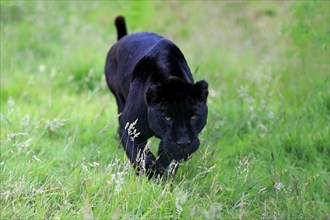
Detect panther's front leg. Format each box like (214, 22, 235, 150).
(157, 141, 180, 179)
(119, 127, 163, 178)
(157, 141, 172, 170)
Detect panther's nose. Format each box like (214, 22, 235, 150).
(176, 139, 192, 148)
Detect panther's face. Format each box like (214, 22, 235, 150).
(146, 79, 208, 161)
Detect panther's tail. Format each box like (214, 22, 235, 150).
(115, 15, 127, 41)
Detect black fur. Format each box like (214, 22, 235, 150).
(105, 16, 208, 179)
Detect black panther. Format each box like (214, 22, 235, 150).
(105, 16, 208, 178)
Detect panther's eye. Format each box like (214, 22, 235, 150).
(191, 115, 197, 120)
(165, 116, 171, 121)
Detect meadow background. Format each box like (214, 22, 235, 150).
(1, 1, 329, 219)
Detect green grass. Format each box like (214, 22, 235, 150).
(1, 1, 329, 219)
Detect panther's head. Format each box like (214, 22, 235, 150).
(146, 78, 208, 161)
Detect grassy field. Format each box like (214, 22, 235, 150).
(1, 1, 329, 219)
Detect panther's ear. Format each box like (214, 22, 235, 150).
(194, 80, 208, 103)
(146, 85, 161, 106)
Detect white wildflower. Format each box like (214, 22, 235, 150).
(88, 162, 100, 167)
(274, 182, 284, 190)
(136, 148, 148, 174)
(32, 155, 42, 162)
(7, 132, 28, 140)
(124, 122, 129, 130)
(126, 119, 140, 141)
(35, 186, 44, 194)
(109, 171, 126, 194)
(236, 157, 250, 183)
(81, 163, 88, 171)
(106, 158, 121, 172)
(14, 138, 32, 151)
(237, 157, 250, 174)
(167, 160, 180, 176)
(175, 190, 188, 215)
(44, 118, 67, 132)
